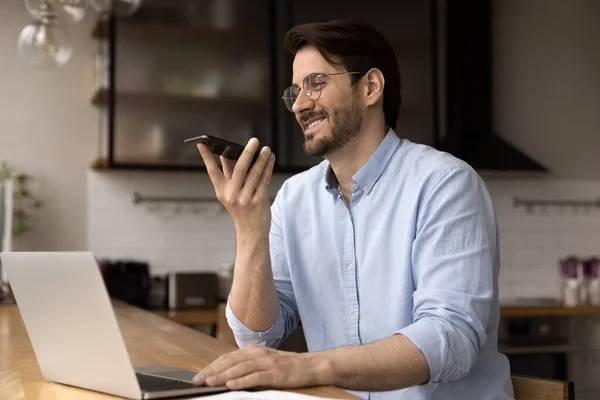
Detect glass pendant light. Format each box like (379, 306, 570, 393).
(25, 0, 87, 25)
(18, 4, 72, 69)
(89, 0, 141, 17)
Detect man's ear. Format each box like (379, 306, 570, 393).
(364, 68, 385, 107)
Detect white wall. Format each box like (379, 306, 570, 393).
(493, 0, 600, 178)
(0, 1, 98, 250)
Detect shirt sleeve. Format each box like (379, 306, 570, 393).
(225, 189, 300, 349)
(396, 165, 497, 384)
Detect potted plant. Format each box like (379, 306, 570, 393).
(0, 162, 42, 240)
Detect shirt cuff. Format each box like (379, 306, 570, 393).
(225, 298, 286, 348)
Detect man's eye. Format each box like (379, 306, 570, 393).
(312, 81, 326, 89)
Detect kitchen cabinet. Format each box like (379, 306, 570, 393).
(92, 0, 538, 173)
(568, 316, 600, 397)
(92, 0, 274, 170)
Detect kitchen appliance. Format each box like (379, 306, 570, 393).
(498, 316, 570, 380)
(167, 272, 218, 310)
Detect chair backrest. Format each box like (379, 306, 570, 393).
(511, 375, 574, 400)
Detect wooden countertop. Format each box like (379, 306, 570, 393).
(500, 305, 600, 317)
(0, 301, 358, 400)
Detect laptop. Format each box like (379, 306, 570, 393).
(1, 251, 229, 399)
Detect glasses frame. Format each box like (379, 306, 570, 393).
(282, 71, 364, 112)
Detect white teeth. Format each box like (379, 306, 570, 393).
(307, 118, 325, 130)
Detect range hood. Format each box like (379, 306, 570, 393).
(435, 0, 548, 172)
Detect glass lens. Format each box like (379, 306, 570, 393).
(282, 86, 297, 112)
(305, 73, 326, 99)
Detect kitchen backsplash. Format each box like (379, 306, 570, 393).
(87, 170, 291, 275)
(88, 170, 600, 303)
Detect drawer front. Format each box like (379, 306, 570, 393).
(569, 316, 600, 350)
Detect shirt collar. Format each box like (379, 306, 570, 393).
(324, 128, 402, 194)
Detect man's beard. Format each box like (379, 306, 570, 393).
(302, 91, 363, 157)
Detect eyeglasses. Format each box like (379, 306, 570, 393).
(282, 71, 363, 112)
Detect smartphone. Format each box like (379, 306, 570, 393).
(184, 135, 259, 164)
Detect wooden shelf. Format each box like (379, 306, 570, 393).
(91, 89, 266, 109)
(501, 305, 600, 318)
(92, 19, 266, 42)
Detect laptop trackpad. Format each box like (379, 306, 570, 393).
(135, 366, 198, 383)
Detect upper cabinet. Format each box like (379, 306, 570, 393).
(92, 0, 546, 173)
(93, 0, 274, 170)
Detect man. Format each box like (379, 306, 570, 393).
(193, 20, 514, 400)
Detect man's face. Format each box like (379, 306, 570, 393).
(291, 46, 364, 157)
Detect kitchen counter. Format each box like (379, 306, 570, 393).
(500, 305, 600, 317)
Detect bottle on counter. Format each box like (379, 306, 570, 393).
(561, 256, 581, 307)
(586, 257, 600, 306)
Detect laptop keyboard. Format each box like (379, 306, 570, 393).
(136, 373, 198, 392)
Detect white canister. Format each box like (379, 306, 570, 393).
(586, 258, 600, 306)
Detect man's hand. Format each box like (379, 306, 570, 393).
(197, 138, 276, 235)
(193, 345, 329, 391)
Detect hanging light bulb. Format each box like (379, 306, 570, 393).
(18, 4, 72, 69)
(25, 0, 87, 25)
(89, 0, 141, 17)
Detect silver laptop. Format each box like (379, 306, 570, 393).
(1, 251, 228, 399)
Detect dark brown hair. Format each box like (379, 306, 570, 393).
(284, 20, 401, 129)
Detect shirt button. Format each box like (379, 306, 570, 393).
(350, 313, 356, 320)
(363, 185, 370, 191)
(352, 183, 358, 190)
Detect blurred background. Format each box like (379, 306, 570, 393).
(1, 1, 600, 398)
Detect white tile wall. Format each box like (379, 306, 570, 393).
(87, 170, 600, 302)
(485, 176, 600, 303)
(87, 170, 291, 275)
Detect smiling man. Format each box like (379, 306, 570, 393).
(194, 20, 514, 400)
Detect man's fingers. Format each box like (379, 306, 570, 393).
(241, 146, 272, 197)
(220, 156, 236, 179)
(194, 347, 256, 385)
(203, 360, 263, 387)
(226, 371, 273, 391)
(260, 153, 276, 187)
(197, 144, 224, 187)
(255, 153, 276, 199)
(231, 138, 260, 189)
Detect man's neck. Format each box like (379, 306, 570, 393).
(328, 120, 388, 200)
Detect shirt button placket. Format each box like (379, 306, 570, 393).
(343, 210, 361, 345)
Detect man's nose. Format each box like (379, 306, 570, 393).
(292, 89, 314, 114)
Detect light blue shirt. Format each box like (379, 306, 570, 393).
(226, 129, 514, 399)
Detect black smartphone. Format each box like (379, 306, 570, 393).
(184, 135, 259, 164)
